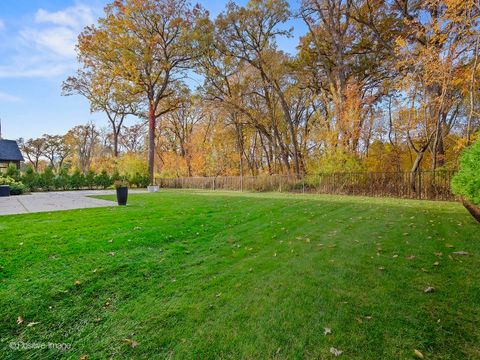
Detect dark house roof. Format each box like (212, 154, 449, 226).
(0, 139, 24, 162)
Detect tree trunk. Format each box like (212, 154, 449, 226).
(148, 102, 156, 185)
(410, 151, 424, 193)
(186, 153, 192, 177)
(462, 199, 480, 223)
(467, 36, 479, 146)
(113, 130, 119, 158)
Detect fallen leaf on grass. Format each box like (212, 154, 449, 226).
(80, 355, 88, 360)
(324, 327, 331, 335)
(26, 322, 39, 327)
(108, 252, 115, 257)
(16, 316, 24, 325)
(75, 280, 81, 286)
(424, 287, 435, 293)
(122, 339, 139, 348)
(433, 261, 440, 266)
(330, 347, 343, 356)
(414, 349, 424, 358)
(445, 244, 454, 248)
(452, 251, 470, 256)
(406, 255, 416, 260)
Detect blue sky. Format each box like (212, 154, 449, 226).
(0, 0, 306, 140)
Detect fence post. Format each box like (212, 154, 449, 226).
(212, 177, 216, 191)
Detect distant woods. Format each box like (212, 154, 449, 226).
(20, 0, 480, 183)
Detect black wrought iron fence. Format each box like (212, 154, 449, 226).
(156, 170, 457, 201)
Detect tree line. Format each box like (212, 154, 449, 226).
(19, 0, 480, 187)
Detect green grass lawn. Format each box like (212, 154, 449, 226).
(1, 191, 479, 359)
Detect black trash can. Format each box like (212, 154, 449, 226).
(0, 185, 10, 197)
(116, 186, 128, 206)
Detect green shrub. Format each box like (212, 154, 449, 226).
(85, 170, 96, 189)
(70, 170, 85, 190)
(129, 172, 149, 188)
(452, 140, 480, 205)
(5, 163, 20, 180)
(9, 182, 26, 195)
(0, 175, 26, 195)
(0, 175, 15, 186)
(111, 170, 121, 183)
(38, 167, 55, 191)
(95, 170, 113, 189)
(21, 166, 39, 192)
(54, 167, 72, 190)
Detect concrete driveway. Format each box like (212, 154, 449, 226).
(0, 190, 143, 216)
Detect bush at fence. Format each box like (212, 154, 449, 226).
(452, 140, 480, 205)
(128, 172, 149, 188)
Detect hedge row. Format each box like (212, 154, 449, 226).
(4, 165, 149, 193)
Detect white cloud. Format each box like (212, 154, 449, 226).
(0, 63, 73, 78)
(35, 5, 94, 28)
(0, 91, 21, 102)
(20, 26, 77, 58)
(0, 3, 97, 79)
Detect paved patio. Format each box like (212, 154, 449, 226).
(0, 190, 145, 216)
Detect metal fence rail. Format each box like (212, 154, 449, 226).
(156, 171, 457, 201)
